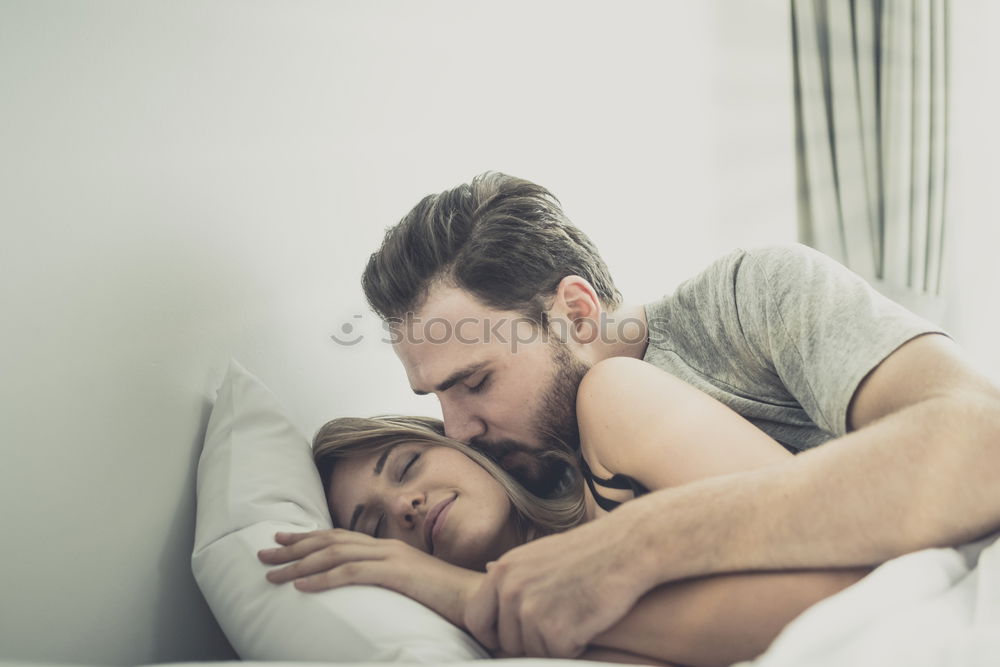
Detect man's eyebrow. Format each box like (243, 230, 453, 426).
(348, 445, 399, 532)
(413, 361, 488, 396)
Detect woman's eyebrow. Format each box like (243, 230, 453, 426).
(373, 445, 397, 476)
(348, 444, 401, 532)
(348, 505, 364, 532)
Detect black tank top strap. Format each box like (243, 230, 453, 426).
(578, 457, 649, 512)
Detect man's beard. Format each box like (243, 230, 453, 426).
(470, 339, 590, 497)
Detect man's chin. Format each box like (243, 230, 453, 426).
(520, 461, 572, 497)
(511, 457, 574, 498)
(498, 449, 539, 472)
(471, 438, 567, 497)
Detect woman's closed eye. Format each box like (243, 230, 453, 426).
(399, 452, 420, 481)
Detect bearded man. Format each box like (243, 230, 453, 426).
(356, 172, 1000, 658)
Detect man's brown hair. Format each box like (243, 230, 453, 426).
(362, 172, 622, 321)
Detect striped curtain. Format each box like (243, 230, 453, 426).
(792, 0, 949, 319)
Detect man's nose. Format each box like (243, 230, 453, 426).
(440, 399, 486, 444)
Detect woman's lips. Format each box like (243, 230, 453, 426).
(425, 494, 456, 554)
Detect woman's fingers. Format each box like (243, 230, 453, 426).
(258, 531, 421, 594)
(497, 599, 524, 657)
(258, 529, 368, 564)
(522, 620, 551, 658)
(263, 540, 390, 584)
(274, 531, 311, 545)
(293, 559, 389, 592)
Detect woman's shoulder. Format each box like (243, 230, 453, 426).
(578, 356, 693, 398)
(575, 357, 681, 488)
(577, 355, 792, 492)
(579, 453, 650, 517)
(576, 356, 698, 434)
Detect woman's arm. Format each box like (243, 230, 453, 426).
(577, 645, 676, 666)
(259, 529, 483, 628)
(573, 357, 870, 665)
(589, 567, 867, 666)
(261, 530, 681, 666)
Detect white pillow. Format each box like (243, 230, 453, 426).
(192, 360, 488, 662)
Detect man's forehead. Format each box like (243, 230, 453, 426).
(392, 287, 498, 378)
(389, 283, 545, 392)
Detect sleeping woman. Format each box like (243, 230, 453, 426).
(257, 358, 871, 667)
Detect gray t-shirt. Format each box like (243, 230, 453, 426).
(642, 243, 946, 453)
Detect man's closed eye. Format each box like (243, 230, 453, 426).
(467, 374, 491, 394)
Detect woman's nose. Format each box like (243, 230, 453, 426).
(389, 490, 424, 526)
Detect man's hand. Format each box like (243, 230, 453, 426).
(464, 512, 652, 658)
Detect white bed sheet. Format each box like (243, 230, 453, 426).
(738, 529, 1000, 667)
(5, 532, 997, 667)
(0, 662, 626, 667)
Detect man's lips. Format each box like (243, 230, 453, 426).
(424, 494, 456, 555)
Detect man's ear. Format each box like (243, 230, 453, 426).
(551, 276, 602, 345)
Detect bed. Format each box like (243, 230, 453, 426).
(183, 362, 1000, 667)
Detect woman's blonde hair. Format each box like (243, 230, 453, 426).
(312, 415, 587, 545)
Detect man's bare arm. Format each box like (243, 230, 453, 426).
(466, 334, 1000, 658)
(623, 334, 1000, 586)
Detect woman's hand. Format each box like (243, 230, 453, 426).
(257, 529, 483, 627)
(258, 529, 426, 592)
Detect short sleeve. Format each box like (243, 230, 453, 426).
(734, 243, 946, 436)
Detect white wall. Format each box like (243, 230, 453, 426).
(0, 1, 794, 664)
(942, 0, 1000, 385)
